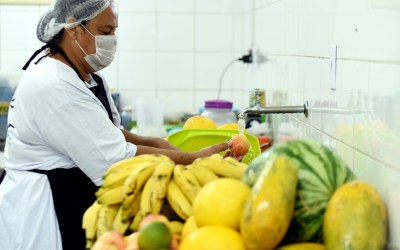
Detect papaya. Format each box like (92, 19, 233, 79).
(323, 180, 387, 250)
(240, 156, 298, 250)
(276, 243, 325, 250)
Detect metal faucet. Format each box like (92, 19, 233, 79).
(238, 89, 309, 120)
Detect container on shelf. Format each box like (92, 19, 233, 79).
(201, 99, 237, 126)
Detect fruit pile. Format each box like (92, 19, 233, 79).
(83, 153, 248, 249)
(85, 139, 388, 250)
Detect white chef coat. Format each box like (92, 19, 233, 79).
(0, 56, 137, 250)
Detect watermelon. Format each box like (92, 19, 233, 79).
(242, 139, 356, 243)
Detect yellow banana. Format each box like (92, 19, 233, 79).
(173, 164, 201, 204)
(224, 156, 248, 169)
(96, 186, 124, 205)
(193, 155, 247, 179)
(96, 204, 120, 238)
(112, 190, 141, 235)
(166, 179, 192, 220)
(187, 164, 219, 186)
(82, 201, 102, 249)
(103, 154, 170, 178)
(129, 210, 144, 232)
(120, 161, 157, 222)
(169, 220, 184, 234)
(140, 160, 175, 216)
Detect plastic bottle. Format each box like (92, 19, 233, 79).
(0, 79, 14, 149)
(201, 100, 237, 126)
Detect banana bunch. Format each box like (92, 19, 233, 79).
(82, 153, 247, 249)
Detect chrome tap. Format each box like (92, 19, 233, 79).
(238, 89, 309, 120)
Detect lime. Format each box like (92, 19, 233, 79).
(138, 221, 172, 250)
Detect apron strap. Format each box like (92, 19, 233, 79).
(0, 169, 5, 184)
(89, 74, 114, 122)
(30, 168, 98, 250)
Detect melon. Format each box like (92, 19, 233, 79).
(242, 139, 355, 243)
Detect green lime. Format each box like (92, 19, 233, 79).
(138, 221, 172, 250)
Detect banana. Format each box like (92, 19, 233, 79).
(169, 220, 184, 234)
(112, 191, 142, 235)
(173, 164, 201, 204)
(166, 179, 192, 220)
(96, 204, 120, 239)
(82, 201, 102, 249)
(129, 210, 144, 232)
(96, 186, 124, 205)
(193, 155, 247, 179)
(140, 160, 175, 216)
(103, 154, 171, 178)
(187, 164, 219, 186)
(120, 161, 158, 223)
(224, 156, 248, 169)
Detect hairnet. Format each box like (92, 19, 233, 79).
(37, 0, 111, 43)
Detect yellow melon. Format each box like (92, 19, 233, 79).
(183, 116, 217, 129)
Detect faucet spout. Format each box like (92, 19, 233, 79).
(238, 101, 309, 120)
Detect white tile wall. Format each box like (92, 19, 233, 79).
(0, 0, 399, 248)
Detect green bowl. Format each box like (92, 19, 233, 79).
(167, 129, 261, 164)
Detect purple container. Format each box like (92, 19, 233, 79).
(204, 100, 233, 109)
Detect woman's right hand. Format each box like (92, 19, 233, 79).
(192, 141, 232, 160)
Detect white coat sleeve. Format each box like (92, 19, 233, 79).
(41, 97, 137, 186)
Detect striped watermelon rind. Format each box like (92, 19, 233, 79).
(242, 139, 356, 243)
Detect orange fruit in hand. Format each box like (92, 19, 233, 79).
(230, 134, 250, 157)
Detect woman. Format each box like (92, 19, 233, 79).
(0, 0, 231, 249)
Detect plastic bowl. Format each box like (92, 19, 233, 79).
(167, 129, 261, 164)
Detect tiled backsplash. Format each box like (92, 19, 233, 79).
(0, 0, 399, 248)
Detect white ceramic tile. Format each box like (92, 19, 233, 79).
(195, 0, 234, 13)
(359, 12, 400, 61)
(119, 0, 156, 12)
(119, 90, 157, 114)
(194, 52, 235, 90)
(385, 166, 400, 249)
(157, 14, 194, 51)
(156, 52, 194, 89)
(157, 90, 195, 113)
(118, 13, 156, 51)
(335, 139, 354, 171)
(0, 6, 41, 50)
(242, 12, 253, 49)
(255, 12, 286, 54)
(335, 0, 369, 13)
(195, 14, 233, 52)
(118, 52, 156, 90)
(232, 13, 245, 52)
(0, 50, 35, 73)
(157, 0, 194, 13)
(99, 57, 118, 89)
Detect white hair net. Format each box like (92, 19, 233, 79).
(37, 0, 111, 43)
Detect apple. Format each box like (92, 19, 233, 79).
(230, 134, 250, 157)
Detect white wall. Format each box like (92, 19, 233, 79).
(0, 0, 399, 248)
(244, 0, 400, 248)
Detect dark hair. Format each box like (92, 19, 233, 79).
(48, 20, 89, 53)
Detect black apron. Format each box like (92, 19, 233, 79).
(2, 44, 115, 250)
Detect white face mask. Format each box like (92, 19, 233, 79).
(75, 24, 117, 72)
